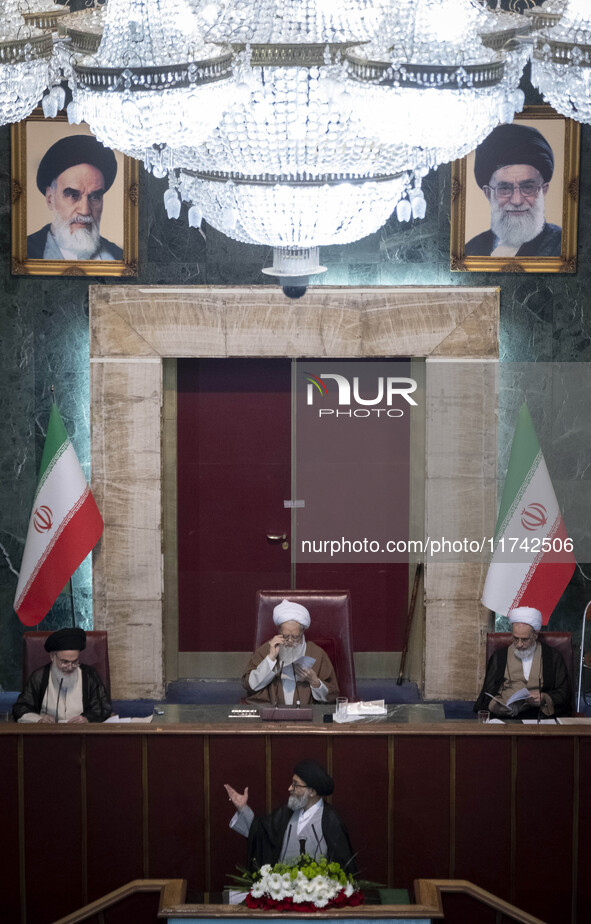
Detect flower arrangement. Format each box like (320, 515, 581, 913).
(230, 855, 364, 912)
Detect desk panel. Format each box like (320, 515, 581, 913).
(23, 735, 84, 924)
(454, 736, 512, 899)
(86, 735, 144, 901)
(392, 737, 451, 884)
(0, 735, 20, 924)
(1, 719, 589, 924)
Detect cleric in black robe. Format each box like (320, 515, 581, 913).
(465, 123, 561, 258)
(225, 759, 357, 874)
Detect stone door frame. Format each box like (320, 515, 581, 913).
(90, 285, 499, 699)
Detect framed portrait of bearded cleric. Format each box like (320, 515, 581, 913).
(450, 106, 580, 274)
(11, 109, 138, 277)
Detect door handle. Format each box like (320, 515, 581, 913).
(266, 532, 289, 550)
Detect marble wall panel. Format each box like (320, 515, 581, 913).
(91, 359, 163, 697)
(423, 598, 487, 700)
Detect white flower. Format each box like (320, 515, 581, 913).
(250, 884, 265, 899)
(344, 882, 354, 897)
(260, 864, 272, 876)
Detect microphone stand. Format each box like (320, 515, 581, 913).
(55, 677, 63, 724)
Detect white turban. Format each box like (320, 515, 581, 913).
(508, 606, 542, 632)
(272, 599, 311, 628)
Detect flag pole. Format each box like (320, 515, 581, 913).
(577, 600, 591, 712)
(68, 578, 77, 629)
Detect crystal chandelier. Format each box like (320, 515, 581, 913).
(345, 0, 528, 167)
(155, 0, 528, 290)
(22, 1, 71, 34)
(67, 0, 235, 155)
(523, 0, 565, 32)
(156, 0, 423, 291)
(531, 0, 591, 124)
(0, 0, 56, 126)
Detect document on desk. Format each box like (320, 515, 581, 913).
(522, 718, 556, 724)
(557, 716, 591, 724)
(333, 700, 387, 723)
(103, 715, 154, 723)
(485, 687, 530, 710)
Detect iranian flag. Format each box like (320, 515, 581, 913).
(482, 403, 575, 625)
(14, 405, 104, 627)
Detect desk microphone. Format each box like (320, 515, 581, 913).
(537, 665, 543, 725)
(311, 824, 322, 859)
(55, 677, 63, 724)
(299, 838, 306, 856)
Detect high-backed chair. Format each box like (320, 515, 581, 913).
(486, 631, 574, 712)
(255, 590, 357, 700)
(22, 631, 111, 700)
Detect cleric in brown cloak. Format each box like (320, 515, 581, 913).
(465, 123, 561, 258)
(225, 759, 357, 874)
(242, 599, 339, 705)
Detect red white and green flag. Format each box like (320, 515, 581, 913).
(482, 403, 575, 625)
(14, 405, 104, 627)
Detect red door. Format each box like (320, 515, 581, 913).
(177, 359, 409, 656)
(177, 359, 292, 652)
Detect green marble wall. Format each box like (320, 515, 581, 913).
(1, 86, 590, 690)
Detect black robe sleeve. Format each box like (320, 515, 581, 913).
(12, 665, 50, 721)
(474, 648, 507, 713)
(80, 664, 112, 722)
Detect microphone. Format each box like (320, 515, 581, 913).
(55, 677, 63, 723)
(299, 837, 306, 856)
(537, 663, 543, 725)
(311, 823, 323, 859)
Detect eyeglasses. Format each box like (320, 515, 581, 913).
(56, 657, 80, 668)
(280, 633, 303, 641)
(484, 180, 545, 200)
(289, 780, 309, 790)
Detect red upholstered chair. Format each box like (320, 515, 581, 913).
(486, 631, 574, 711)
(255, 590, 357, 701)
(22, 631, 111, 699)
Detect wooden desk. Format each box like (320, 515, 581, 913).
(1, 713, 590, 924)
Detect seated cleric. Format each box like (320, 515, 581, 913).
(242, 599, 339, 705)
(474, 606, 571, 719)
(13, 627, 111, 724)
(224, 759, 357, 873)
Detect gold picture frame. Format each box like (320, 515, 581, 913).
(11, 108, 138, 277)
(450, 106, 580, 274)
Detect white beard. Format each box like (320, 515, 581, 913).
(288, 791, 309, 812)
(490, 192, 545, 249)
(50, 210, 101, 259)
(279, 635, 306, 666)
(50, 661, 80, 691)
(513, 642, 536, 661)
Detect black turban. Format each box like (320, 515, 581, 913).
(294, 760, 334, 796)
(45, 627, 87, 652)
(474, 123, 554, 189)
(36, 135, 118, 194)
